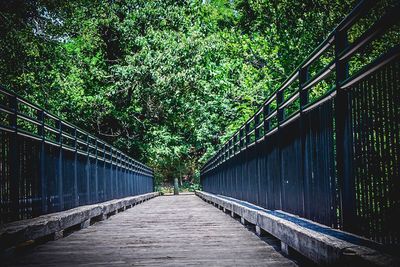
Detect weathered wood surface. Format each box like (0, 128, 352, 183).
(6, 194, 297, 266)
(0, 192, 159, 251)
(196, 191, 399, 267)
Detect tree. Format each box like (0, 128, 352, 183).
(0, 0, 355, 187)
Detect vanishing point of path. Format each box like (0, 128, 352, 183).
(7, 194, 298, 266)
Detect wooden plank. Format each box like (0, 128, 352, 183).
(6, 194, 297, 266)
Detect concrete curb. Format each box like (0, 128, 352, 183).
(0, 192, 159, 251)
(195, 191, 398, 266)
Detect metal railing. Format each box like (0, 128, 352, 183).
(201, 0, 399, 248)
(0, 87, 154, 224)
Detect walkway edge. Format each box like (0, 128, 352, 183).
(195, 191, 398, 266)
(0, 192, 159, 251)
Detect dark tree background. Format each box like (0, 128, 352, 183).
(0, 0, 355, 187)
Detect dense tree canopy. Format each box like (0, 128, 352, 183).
(0, 0, 355, 186)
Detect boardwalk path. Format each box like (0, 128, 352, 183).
(8, 194, 297, 266)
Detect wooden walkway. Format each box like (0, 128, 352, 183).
(7, 194, 298, 266)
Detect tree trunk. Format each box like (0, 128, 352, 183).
(174, 178, 179, 195)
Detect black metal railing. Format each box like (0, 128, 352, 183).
(201, 0, 399, 248)
(0, 87, 154, 224)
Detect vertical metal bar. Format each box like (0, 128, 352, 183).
(95, 140, 98, 202)
(245, 122, 250, 147)
(116, 151, 119, 198)
(73, 127, 78, 206)
(263, 104, 270, 133)
(121, 155, 125, 196)
(384, 62, 399, 243)
(122, 154, 125, 196)
(86, 134, 90, 204)
(110, 147, 114, 199)
(299, 66, 309, 218)
(368, 69, 379, 241)
(37, 110, 47, 215)
(222, 145, 225, 164)
(255, 114, 260, 140)
(103, 143, 106, 201)
(134, 162, 140, 195)
(276, 91, 284, 210)
(124, 156, 126, 196)
(128, 158, 133, 196)
(239, 129, 242, 149)
(128, 159, 132, 195)
(56, 120, 64, 211)
(277, 91, 284, 122)
(152, 169, 155, 193)
(255, 129, 261, 206)
(133, 162, 136, 195)
(230, 139, 234, 158)
(227, 140, 231, 159)
(300, 68, 309, 108)
(233, 135, 236, 154)
(9, 94, 19, 221)
(335, 29, 355, 231)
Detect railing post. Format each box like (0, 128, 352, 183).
(254, 113, 261, 205)
(86, 134, 90, 204)
(334, 29, 355, 231)
(95, 140, 98, 202)
(130, 160, 133, 195)
(227, 140, 231, 159)
(263, 104, 270, 133)
(150, 169, 153, 193)
(299, 67, 309, 217)
(277, 91, 284, 122)
(131, 160, 136, 195)
(299, 68, 309, 108)
(255, 114, 260, 141)
(245, 123, 250, 147)
(9, 94, 19, 221)
(233, 135, 236, 154)
(116, 151, 119, 198)
(128, 159, 132, 195)
(73, 127, 78, 206)
(230, 139, 233, 158)
(37, 110, 47, 215)
(124, 156, 126, 195)
(133, 161, 137, 195)
(56, 120, 64, 211)
(110, 147, 114, 199)
(276, 90, 284, 209)
(102, 143, 106, 201)
(239, 128, 243, 149)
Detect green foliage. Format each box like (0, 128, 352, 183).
(181, 181, 202, 192)
(155, 182, 201, 195)
(0, 0, 356, 185)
